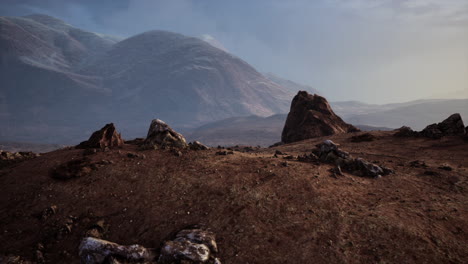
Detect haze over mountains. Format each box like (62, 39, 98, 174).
(0, 14, 466, 147)
(0, 14, 291, 143)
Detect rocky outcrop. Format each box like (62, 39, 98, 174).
(313, 140, 393, 178)
(0, 150, 38, 168)
(420, 113, 465, 139)
(395, 114, 466, 139)
(77, 123, 124, 149)
(144, 119, 188, 149)
(281, 91, 359, 143)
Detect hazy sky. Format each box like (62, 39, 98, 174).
(1, 0, 467, 103)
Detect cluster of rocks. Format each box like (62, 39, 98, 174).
(78, 119, 209, 151)
(395, 113, 467, 139)
(312, 140, 393, 178)
(79, 229, 220, 264)
(0, 150, 38, 168)
(281, 91, 359, 143)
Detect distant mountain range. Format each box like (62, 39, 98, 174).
(0, 14, 296, 144)
(1, 14, 466, 148)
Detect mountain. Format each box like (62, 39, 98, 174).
(263, 72, 320, 95)
(187, 114, 286, 147)
(0, 14, 119, 143)
(79, 30, 291, 128)
(0, 14, 292, 144)
(345, 99, 468, 130)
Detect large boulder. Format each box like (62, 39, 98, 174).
(144, 119, 188, 149)
(420, 113, 465, 139)
(281, 91, 359, 143)
(77, 123, 124, 149)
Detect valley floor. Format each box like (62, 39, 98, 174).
(0, 131, 467, 263)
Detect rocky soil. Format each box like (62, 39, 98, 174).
(0, 131, 467, 263)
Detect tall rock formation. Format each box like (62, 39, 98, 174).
(281, 91, 359, 143)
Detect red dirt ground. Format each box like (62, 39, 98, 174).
(0, 131, 467, 263)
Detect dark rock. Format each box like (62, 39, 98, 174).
(50, 158, 93, 180)
(281, 91, 359, 143)
(424, 170, 440, 176)
(297, 153, 319, 163)
(438, 164, 453, 171)
(83, 148, 97, 156)
(421, 113, 465, 139)
(189, 141, 209, 150)
(77, 123, 124, 149)
(41, 205, 58, 220)
(393, 126, 418, 137)
(409, 160, 428, 168)
(124, 138, 145, 146)
(275, 150, 284, 155)
(144, 119, 188, 149)
(350, 133, 377, 142)
(269, 142, 284, 148)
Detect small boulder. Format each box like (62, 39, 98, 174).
(77, 123, 124, 149)
(394, 126, 417, 137)
(144, 119, 188, 149)
(189, 141, 209, 150)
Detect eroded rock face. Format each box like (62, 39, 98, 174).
(421, 114, 465, 139)
(313, 140, 393, 178)
(281, 91, 359, 143)
(144, 119, 187, 149)
(77, 123, 124, 149)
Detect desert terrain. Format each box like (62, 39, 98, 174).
(1, 130, 467, 263)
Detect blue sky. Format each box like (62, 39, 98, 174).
(1, 0, 467, 103)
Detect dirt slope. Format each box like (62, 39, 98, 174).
(0, 131, 467, 263)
